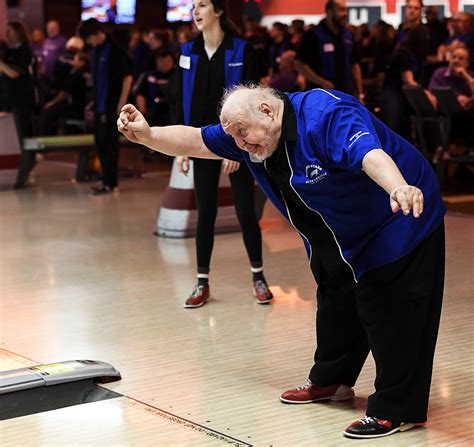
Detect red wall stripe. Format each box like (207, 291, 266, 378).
(449, 0, 459, 14)
(260, 0, 325, 15)
(386, 0, 397, 14)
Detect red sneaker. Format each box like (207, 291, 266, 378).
(184, 285, 210, 308)
(280, 381, 354, 404)
(253, 280, 273, 304)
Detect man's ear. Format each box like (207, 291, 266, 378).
(260, 102, 274, 118)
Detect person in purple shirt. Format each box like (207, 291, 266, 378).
(42, 19, 67, 79)
(429, 43, 474, 108)
(430, 43, 474, 151)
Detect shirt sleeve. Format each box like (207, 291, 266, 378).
(313, 100, 382, 173)
(428, 68, 445, 90)
(201, 124, 244, 161)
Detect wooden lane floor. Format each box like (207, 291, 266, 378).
(1, 162, 473, 446)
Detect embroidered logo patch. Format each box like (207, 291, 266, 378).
(305, 164, 328, 184)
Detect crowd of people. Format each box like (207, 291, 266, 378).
(0, 0, 473, 189)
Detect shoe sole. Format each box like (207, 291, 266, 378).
(255, 298, 273, 304)
(343, 423, 417, 439)
(253, 290, 273, 304)
(280, 389, 355, 404)
(183, 299, 209, 309)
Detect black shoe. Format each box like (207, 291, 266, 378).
(89, 184, 113, 195)
(343, 416, 417, 439)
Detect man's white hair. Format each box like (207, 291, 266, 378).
(219, 84, 280, 126)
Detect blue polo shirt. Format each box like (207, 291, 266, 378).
(201, 89, 446, 282)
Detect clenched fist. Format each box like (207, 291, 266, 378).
(117, 104, 152, 145)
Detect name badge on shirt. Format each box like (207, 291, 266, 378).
(179, 55, 191, 70)
(323, 43, 335, 53)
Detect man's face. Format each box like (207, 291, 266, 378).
(330, 0, 349, 28)
(86, 34, 101, 47)
(47, 21, 59, 38)
(450, 48, 469, 71)
(405, 0, 422, 23)
(224, 116, 281, 161)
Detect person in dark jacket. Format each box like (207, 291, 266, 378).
(77, 18, 132, 194)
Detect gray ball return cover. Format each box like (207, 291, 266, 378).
(0, 360, 121, 394)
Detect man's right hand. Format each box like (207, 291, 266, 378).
(117, 104, 152, 145)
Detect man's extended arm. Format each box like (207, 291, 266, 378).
(117, 104, 220, 159)
(362, 149, 424, 218)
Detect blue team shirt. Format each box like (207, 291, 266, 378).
(201, 89, 446, 281)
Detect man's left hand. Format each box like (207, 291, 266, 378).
(390, 185, 424, 218)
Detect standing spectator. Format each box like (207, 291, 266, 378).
(42, 19, 67, 80)
(77, 19, 132, 195)
(50, 36, 85, 98)
(267, 22, 293, 78)
(130, 28, 153, 80)
(424, 6, 448, 85)
(30, 27, 45, 72)
(382, 25, 435, 141)
(0, 22, 36, 188)
(134, 49, 176, 126)
(268, 50, 301, 92)
(174, 0, 273, 308)
(370, 20, 397, 78)
(295, 0, 364, 100)
(425, 6, 448, 58)
(40, 53, 88, 135)
(147, 29, 168, 52)
(398, 0, 424, 43)
(289, 19, 305, 49)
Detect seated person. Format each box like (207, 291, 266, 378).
(429, 43, 474, 110)
(134, 49, 176, 126)
(40, 52, 88, 135)
(430, 43, 474, 167)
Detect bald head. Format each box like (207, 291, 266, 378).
(219, 85, 284, 161)
(220, 85, 280, 128)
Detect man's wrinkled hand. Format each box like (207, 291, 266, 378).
(390, 185, 424, 218)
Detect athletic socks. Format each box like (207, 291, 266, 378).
(197, 273, 209, 287)
(251, 265, 266, 284)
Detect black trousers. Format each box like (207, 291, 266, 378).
(309, 222, 445, 423)
(193, 158, 262, 273)
(94, 111, 119, 188)
(13, 105, 36, 187)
